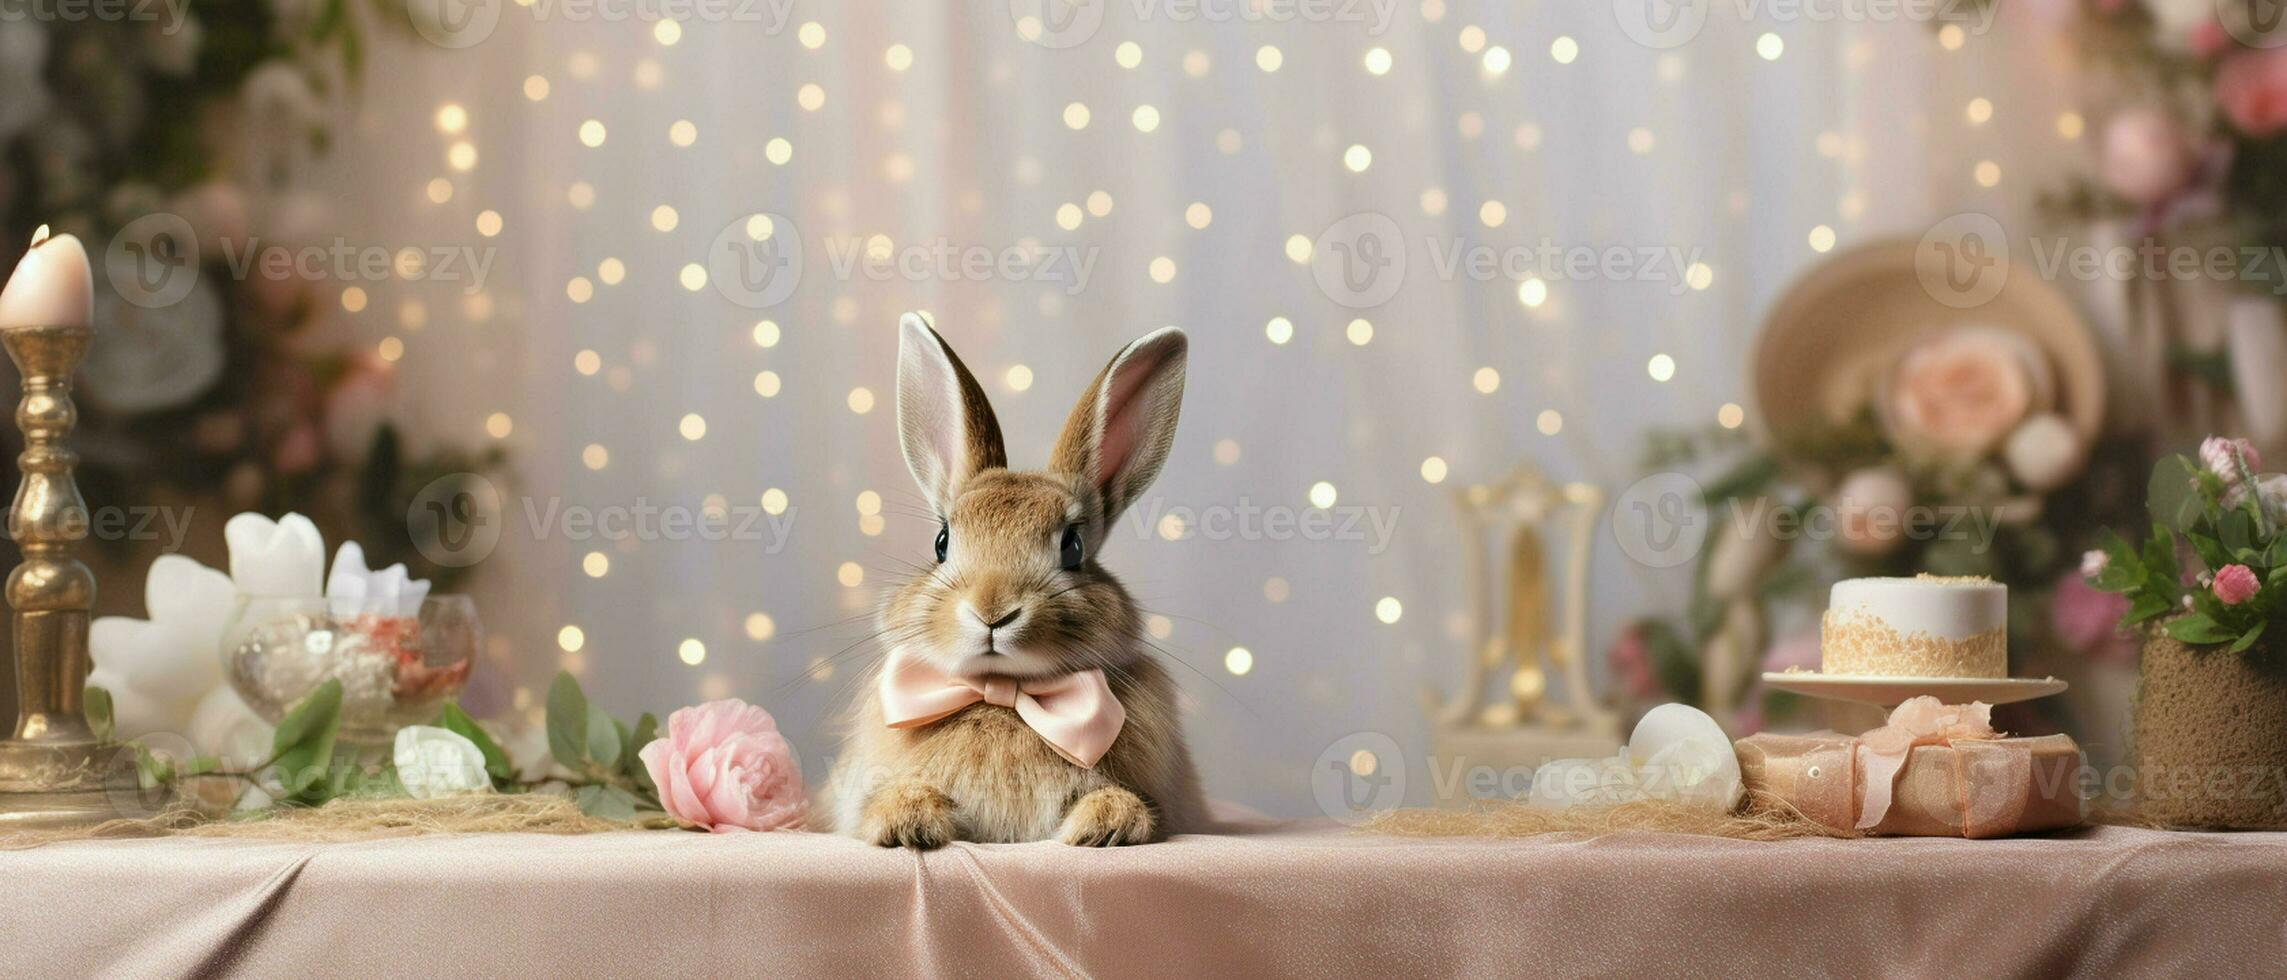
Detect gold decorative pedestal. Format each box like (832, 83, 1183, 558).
(1425, 469, 1620, 805)
(0, 324, 138, 827)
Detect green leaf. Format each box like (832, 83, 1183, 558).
(271, 679, 344, 797)
(2148, 456, 2201, 531)
(2143, 526, 2181, 592)
(437, 703, 514, 784)
(2232, 621, 2269, 654)
(574, 784, 643, 821)
(2125, 593, 2173, 625)
(586, 708, 622, 771)
(2166, 615, 2236, 646)
(546, 671, 590, 768)
(2222, 508, 2256, 556)
(85, 686, 113, 741)
(627, 713, 660, 792)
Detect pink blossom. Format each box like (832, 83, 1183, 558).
(2216, 49, 2287, 137)
(2213, 564, 2260, 605)
(2191, 20, 2232, 60)
(2080, 549, 2109, 579)
(2200, 435, 2261, 488)
(2100, 107, 2196, 206)
(2051, 571, 2138, 664)
(639, 699, 807, 832)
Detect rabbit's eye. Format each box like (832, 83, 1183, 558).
(1059, 525, 1084, 570)
(934, 523, 949, 563)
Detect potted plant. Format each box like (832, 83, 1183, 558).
(2087, 437, 2287, 829)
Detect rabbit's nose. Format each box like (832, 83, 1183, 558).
(961, 601, 1023, 631)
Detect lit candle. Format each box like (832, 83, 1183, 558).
(0, 225, 94, 329)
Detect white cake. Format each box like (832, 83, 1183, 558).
(1819, 575, 2008, 678)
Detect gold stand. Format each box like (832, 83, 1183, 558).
(0, 324, 138, 827)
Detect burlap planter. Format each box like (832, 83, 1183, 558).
(2133, 623, 2287, 830)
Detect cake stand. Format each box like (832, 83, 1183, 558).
(1760, 672, 2068, 708)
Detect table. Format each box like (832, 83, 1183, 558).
(3, 819, 2282, 977)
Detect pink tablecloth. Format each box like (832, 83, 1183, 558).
(3, 819, 2282, 977)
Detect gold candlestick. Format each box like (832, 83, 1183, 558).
(0, 323, 135, 826)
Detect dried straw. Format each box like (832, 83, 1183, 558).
(1, 793, 666, 850)
(1360, 790, 1863, 841)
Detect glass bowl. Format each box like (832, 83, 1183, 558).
(222, 595, 479, 745)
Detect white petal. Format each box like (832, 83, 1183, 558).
(188, 686, 273, 768)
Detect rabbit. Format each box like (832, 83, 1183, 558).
(827, 312, 1206, 847)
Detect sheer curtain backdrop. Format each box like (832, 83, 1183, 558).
(309, 1, 2077, 815)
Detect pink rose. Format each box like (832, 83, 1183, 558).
(2100, 107, 2197, 206)
(639, 699, 807, 832)
(1884, 328, 2044, 459)
(2213, 564, 2260, 605)
(2217, 49, 2287, 137)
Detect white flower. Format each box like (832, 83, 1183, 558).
(393, 726, 491, 799)
(225, 512, 326, 597)
(2001, 414, 2085, 493)
(88, 554, 239, 738)
(326, 541, 430, 617)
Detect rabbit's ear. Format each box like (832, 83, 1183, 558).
(897, 312, 1006, 512)
(1051, 327, 1187, 525)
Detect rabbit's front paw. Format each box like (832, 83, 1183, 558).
(1058, 786, 1155, 846)
(862, 781, 960, 849)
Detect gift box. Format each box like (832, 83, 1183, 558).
(1737, 731, 2086, 838)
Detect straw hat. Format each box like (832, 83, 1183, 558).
(1751, 237, 2106, 458)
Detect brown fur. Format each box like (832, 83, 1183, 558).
(829, 318, 1205, 846)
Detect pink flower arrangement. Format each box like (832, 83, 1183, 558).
(639, 699, 808, 832)
(2214, 564, 2260, 605)
(2216, 48, 2287, 137)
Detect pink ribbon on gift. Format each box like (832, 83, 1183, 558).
(1854, 696, 1998, 829)
(879, 646, 1126, 769)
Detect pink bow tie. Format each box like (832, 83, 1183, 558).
(879, 646, 1126, 769)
